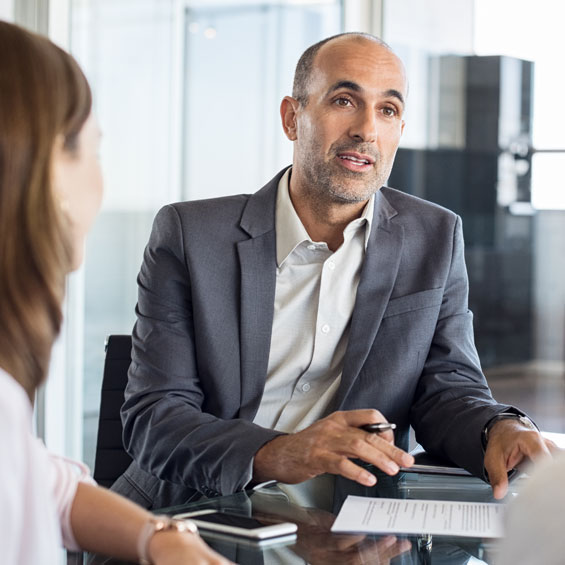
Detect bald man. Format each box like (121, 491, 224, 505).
(116, 33, 554, 511)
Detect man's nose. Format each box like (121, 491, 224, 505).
(349, 107, 378, 143)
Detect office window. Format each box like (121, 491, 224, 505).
(531, 154, 565, 210)
(182, 3, 341, 200)
(475, 0, 565, 212)
(474, 0, 565, 388)
(383, 0, 565, 431)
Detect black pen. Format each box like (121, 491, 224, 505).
(360, 422, 397, 433)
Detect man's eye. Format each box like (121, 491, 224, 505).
(335, 97, 352, 107)
(382, 106, 397, 117)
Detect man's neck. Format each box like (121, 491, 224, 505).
(288, 179, 368, 253)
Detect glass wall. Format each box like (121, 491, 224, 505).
(70, 0, 342, 469)
(182, 3, 341, 200)
(383, 0, 565, 432)
(474, 0, 565, 380)
(46, 0, 565, 468)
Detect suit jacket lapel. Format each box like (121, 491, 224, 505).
(334, 190, 404, 409)
(236, 169, 288, 419)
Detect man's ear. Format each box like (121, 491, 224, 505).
(280, 96, 300, 141)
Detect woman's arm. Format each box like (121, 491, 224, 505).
(70, 482, 230, 564)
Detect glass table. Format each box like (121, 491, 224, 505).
(82, 469, 516, 565)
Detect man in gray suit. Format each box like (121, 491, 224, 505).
(115, 32, 553, 510)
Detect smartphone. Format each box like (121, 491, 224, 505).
(174, 509, 297, 541)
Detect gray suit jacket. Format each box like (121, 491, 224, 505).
(114, 167, 514, 509)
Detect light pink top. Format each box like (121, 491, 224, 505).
(0, 368, 95, 564)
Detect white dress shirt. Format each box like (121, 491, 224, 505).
(0, 368, 94, 564)
(253, 168, 373, 507)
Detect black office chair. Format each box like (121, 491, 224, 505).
(93, 334, 133, 488)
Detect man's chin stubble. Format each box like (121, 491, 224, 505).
(327, 186, 376, 204)
(325, 174, 386, 203)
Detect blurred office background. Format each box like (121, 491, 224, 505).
(2, 0, 564, 473)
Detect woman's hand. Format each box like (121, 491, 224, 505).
(70, 483, 233, 565)
(149, 529, 233, 565)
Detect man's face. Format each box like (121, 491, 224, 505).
(286, 37, 407, 204)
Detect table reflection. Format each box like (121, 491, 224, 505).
(84, 470, 502, 564)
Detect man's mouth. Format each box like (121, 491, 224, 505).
(339, 155, 370, 165)
(336, 152, 375, 169)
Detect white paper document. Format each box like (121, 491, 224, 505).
(331, 496, 504, 538)
(541, 430, 565, 448)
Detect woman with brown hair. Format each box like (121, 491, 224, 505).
(0, 20, 231, 565)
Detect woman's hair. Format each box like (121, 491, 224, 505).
(0, 21, 92, 401)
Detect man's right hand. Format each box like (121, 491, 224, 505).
(253, 410, 414, 487)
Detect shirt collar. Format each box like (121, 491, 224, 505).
(275, 168, 374, 267)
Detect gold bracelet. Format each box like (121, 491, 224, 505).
(137, 515, 198, 565)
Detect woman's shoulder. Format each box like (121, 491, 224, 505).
(0, 368, 32, 425)
(0, 369, 33, 475)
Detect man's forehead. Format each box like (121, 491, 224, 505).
(311, 37, 407, 94)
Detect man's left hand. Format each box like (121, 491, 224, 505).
(484, 419, 557, 499)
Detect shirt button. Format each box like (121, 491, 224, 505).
(321, 324, 330, 334)
(307, 244, 316, 250)
(327, 260, 335, 270)
(301, 383, 311, 392)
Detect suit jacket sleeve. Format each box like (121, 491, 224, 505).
(410, 215, 520, 478)
(121, 204, 282, 496)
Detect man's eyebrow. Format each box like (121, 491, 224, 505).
(384, 88, 405, 108)
(326, 80, 361, 96)
(326, 81, 405, 108)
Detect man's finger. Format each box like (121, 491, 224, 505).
(339, 408, 388, 428)
(492, 477, 509, 500)
(488, 468, 509, 500)
(543, 439, 559, 454)
(328, 454, 378, 486)
(525, 435, 553, 460)
(363, 426, 395, 443)
(485, 456, 510, 500)
(362, 433, 415, 469)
